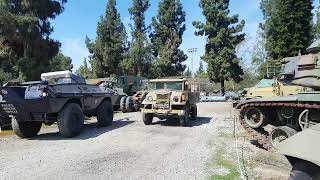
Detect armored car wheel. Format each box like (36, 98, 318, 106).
(97, 100, 114, 127)
(58, 103, 84, 138)
(190, 106, 197, 120)
(289, 160, 320, 180)
(143, 113, 153, 125)
(125, 96, 134, 112)
(12, 118, 42, 138)
(180, 108, 190, 127)
(120, 96, 127, 113)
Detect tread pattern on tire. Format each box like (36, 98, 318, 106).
(57, 103, 84, 138)
(12, 118, 42, 138)
(143, 113, 153, 125)
(120, 96, 127, 113)
(97, 100, 114, 127)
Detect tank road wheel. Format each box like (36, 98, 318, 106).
(180, 108, 190, 127)
(244, 107, 266, 129)
(12, 118, 42, 138)
(190, 105, 197, 120)
(143, 113, 153, 125)
(269, 126, 297, 149)
(120, 96, 127, 113)
(97, 100, 114, 127)
(289, 160, 320, 180)
(57, 103, 84, 138)
(125, 96, 134, 112)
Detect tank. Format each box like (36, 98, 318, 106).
(279, 123, 320, 179)
(237, 40, 320, 151)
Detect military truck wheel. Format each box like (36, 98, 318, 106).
(180, 108, 190, 127)
(190, 106, 197, 120)
(120, 96, 127, 113)
(58, 103, 84, 138)
(125, 96, 134, 112)
(133, 101, 140, 112)
(143, 113, 153, 125)
(289, 160, 320, 180)
(12, 118, 42, 138)
(97, 100, 114, 127)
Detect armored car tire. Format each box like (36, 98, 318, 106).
(120, 96, 127, 113)
(57, 103, 84, 138)
(97, 100, 114, 127)
(125, 96, 134, 112)
(180, 108, 190, 127)
(143, 113, 153, 125)
(190, 106, 197, 120)
(289, 160, 320, 180)
(12, 118, 42, 138)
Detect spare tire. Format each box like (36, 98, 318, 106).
(12, 118, 42, 138)
(97, 100, 113, 127)
(57, 103, 84, 138)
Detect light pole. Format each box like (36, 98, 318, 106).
(187, 48, 198, 77)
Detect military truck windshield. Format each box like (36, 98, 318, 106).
(149, 82, 183, 90)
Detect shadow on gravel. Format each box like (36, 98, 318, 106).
(250, 140, 268, 151)
(153, 116, 212, 127)
(30, 118, 134, 141)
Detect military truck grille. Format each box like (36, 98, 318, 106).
(156, 94, 170, 101)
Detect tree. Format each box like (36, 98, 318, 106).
(193, 0, 245, 95)
(76, 59, 93, 79)
(86, 0, 127, 78)
(315, 4, 320, 39)
(150, 0, 187, 77)
(0, 0, 67, 80)
(124, 0, 152, 77)
(49, 53, 73, 72)
(260, 0, 313, 60)
(196, 61, 205, 76)
(183, 68, 192, 77)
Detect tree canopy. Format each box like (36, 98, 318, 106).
(150, 0, 187, 77)
(193, 0, 245, 94)
(86, 0, 127, 78)
(0, 0, 67, 81)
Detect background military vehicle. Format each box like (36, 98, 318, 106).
(237, 40, 320, 150)
(0, 71, 113, 138)
(141, 78, 199, 126)
(279, 123, 320, 179)
(86, 76, 148, 113)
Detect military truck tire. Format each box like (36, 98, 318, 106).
(58, 103, 84, 138)
(12, 118, 42, 138)
(120, 96, 127, 113)
(289, 160, 320, 180)
(97, 100, 114, 127)
(143, 113, 153, 125)
(180, 108, 190, 127)
(190, 106, 197, 120)
(133, 101, 140, 112)
(125, 96, 134, 112)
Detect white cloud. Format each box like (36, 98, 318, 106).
(60, 38, 90, 71)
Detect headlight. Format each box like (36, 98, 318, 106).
(173, 96, 179, 102)
(147, 96, 153, 101)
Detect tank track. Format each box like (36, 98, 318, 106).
(239, 102, 320, 151)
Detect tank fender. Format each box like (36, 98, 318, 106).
(279, 124, 320, 167)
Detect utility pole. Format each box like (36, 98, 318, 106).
(187, 48, 198, 77)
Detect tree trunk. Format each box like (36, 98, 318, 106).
(220, 78, 225, 96)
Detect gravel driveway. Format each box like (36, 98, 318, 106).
(0, 102, 290, 180)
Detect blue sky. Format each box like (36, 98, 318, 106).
(51, 0, 317, 73)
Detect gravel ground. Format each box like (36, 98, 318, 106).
(0, 102, 291, 180)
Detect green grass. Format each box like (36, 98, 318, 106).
(208, 150, 240, 180)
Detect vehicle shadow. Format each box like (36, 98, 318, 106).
(30, 118, 134, 141)
(153, 116, 213, 127)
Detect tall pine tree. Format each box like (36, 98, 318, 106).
(86, 0, 127, 77)
(193, 0, 245, 95)
(150, 0, 187, 77)
(0, 0, 67, 81)
(125, 0, 152, 77)
(261, 0, 313, 60)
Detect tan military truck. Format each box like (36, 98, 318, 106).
(141, 78, 199, 126)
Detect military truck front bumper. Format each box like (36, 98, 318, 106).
(141, 108, 185, 116)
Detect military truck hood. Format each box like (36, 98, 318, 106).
(279, 124, 320, 166)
